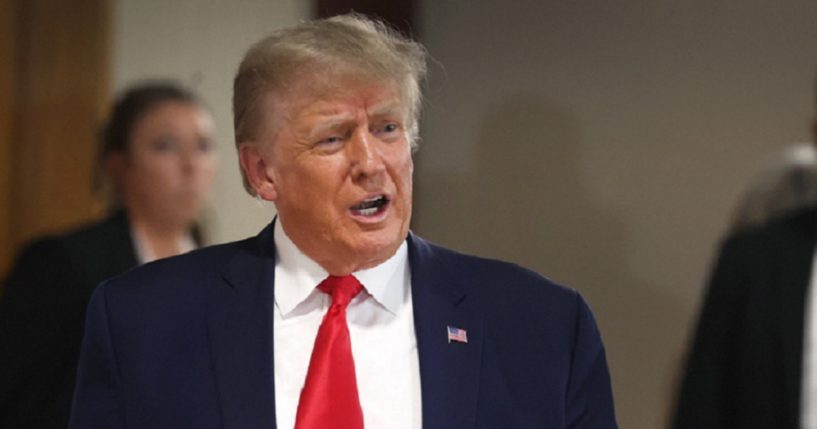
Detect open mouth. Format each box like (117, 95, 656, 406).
(350, 195, 389, 217)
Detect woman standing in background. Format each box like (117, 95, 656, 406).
(0, 82, 217, 428)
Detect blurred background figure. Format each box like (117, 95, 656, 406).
(729, 142, 817, 234)
(0, 82, 217, 428)
(673, 136, 817, 427)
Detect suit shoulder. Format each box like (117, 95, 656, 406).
(13, 213, 129, 261)
(108, 238, 252, 286)
(3, 218, 111, 282)
(9, 235, 67, 266)
(720, 205, 816, 258)
(410, 234, 577, 302)
(410, 236, 597, 359)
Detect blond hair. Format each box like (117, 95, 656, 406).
(233, 14, 428, 194)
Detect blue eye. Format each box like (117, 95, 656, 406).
(322, 136, 342, 143)
(373, 123, 402, 142)
(316, 135, 345, 147)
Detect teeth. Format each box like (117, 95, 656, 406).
(357, 207, 378, 216)
(354, 196, 386, 210)
(352, 196, 387, 216)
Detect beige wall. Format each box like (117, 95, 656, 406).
(415, 1, 817, 427)
(112, 0, 309, 243)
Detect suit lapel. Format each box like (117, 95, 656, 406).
(207, 224, 277, 429)
(205, 228, 486, 428)
(408, 234, 484, 429)
(778, 209, 817, 425)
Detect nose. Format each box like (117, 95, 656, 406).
(180, 148, 194, 172)
(348, 129, 386, 180)
(179, 145, 200, 177)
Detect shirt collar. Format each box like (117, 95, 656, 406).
(130, 223, 197, 265)
(273, 219, 409, 317)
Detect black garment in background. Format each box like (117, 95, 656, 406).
(0, 211, 138, 428)
(673, 206, 817, 429)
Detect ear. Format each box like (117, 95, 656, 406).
(238, 143, 278, 201)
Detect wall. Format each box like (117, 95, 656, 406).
(0, 0, 16, 276)
(1, 0, 110, 278)
(112, 0, 309, 243)
(415, 1, 817, 427)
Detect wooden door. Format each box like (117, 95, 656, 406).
(0, 0, 110, 282)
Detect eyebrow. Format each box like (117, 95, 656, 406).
(300, 101, 406, 137)
(367, 100, 404, 119)
(303, 116, 353, 138)
(309, 100, 403, 119)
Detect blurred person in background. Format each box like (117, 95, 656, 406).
(673, 136, 817, 425)
(0, 82, 217, 428)
(729, 142, 817, 234)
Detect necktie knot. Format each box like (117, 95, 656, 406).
(318, 275, 362, 308)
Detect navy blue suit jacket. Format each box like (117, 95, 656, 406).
(70, 225, 617, 428)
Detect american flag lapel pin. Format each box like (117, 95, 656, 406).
(447, 325, 468, 344)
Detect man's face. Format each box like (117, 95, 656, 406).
(253, 76, 414, 274)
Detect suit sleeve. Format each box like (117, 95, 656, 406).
(565, 292, 618, 429)
(68, 283, 125, 428)
(672, 236, 746, 429)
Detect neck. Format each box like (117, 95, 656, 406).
(130, 217, 191, 260)
(316, 253, 390, 277)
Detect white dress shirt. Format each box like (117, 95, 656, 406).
(130, 224, 196, 264)
(802, 246, 817, 429)
(273, 220, 422, 429)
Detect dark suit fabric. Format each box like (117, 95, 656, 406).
(0, 211, 138, 428)
(69, 224, 617, 429)
(673, 207, 817, 429)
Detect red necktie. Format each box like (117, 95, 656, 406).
(294, 275, 364, 429)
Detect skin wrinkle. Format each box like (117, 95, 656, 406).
(258, 68, 413, 148)
(241, 74, 413, 276)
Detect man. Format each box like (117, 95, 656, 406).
(70, 14, 617, 428)
(672, 130, 817, 427)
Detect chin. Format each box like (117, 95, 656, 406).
(165, 209, 199, 228)
(352, 230, 405, 257)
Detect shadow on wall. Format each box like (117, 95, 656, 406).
(413, 94, 686, 428)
